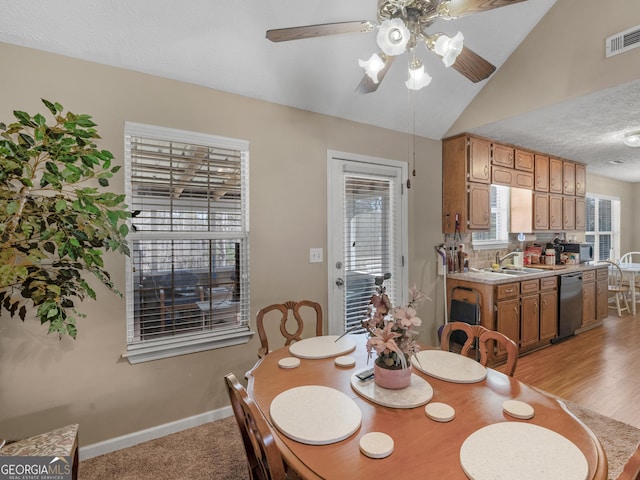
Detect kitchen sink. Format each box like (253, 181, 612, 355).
(478, 267, 541, 276)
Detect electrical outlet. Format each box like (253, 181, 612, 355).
(309, 248, 323, 263)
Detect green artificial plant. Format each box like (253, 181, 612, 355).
(0, 99, 130, 338)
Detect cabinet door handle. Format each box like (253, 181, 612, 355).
(484, 165, 489, 177)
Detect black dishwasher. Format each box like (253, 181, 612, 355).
(553, 271, 583, 343)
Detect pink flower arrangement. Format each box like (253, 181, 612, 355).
(362, 279, 427, 370)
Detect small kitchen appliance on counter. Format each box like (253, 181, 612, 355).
(559, 243, 594, 263)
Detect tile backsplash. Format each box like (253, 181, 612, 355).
(443, 232, 582, 270)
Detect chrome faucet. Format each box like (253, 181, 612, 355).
(496, 251, 520, 267)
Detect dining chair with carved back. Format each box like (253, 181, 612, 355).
(440, 321, 518, 377)
(225, 372, 298, 480)
(603, 260, 630, 317)
(616, 441, 640, 480)
(256, 300, 323, 358)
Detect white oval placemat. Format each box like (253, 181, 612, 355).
(460, 422, 589, 480)
(412, 350, 487, 383)
(270, 385, 362, 445)
(350, 373, 433, 409)
(289, 335, 356, 359)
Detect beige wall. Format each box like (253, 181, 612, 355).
(0, 42, 444, 446)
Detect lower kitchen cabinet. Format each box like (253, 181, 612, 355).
(496, 297, 520, 355)
(539, 289, 558, 341)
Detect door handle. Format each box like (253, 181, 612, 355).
(335, 278, 344, 287)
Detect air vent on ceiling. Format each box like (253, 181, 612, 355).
(606, 24, 640, 57)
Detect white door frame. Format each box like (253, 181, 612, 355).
(326, 150, 409, 335)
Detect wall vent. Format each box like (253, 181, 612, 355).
(606, 24, 640, 57)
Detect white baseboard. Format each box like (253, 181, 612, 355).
(79, 406, 233, 460)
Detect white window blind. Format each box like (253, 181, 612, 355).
(585, 194, 620, 261)
(124, 123, 251, 363)
(343, 174, 398, 331)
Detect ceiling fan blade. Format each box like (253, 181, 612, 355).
(355, 56, 395, 94)
(451, 46, 496, 83)
(266, 21, 373, 42)
(443, 0, 527, 18)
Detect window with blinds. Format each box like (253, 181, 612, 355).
(585, 194, 620, 261)
(472, 185, 509, 247)
(124, 123, 251, 363)
(343, 175, 398, 331)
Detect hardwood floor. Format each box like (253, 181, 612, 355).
(516, 311, 640, 428)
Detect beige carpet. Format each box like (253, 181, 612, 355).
(80, 403, 640, 480)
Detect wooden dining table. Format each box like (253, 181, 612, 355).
(247, 334, 607, 480)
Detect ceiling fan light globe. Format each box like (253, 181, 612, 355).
(405, 62, 432, 91)
(377, 18, 410, 56)
(434, 31, 464, 67)
(358, 53, 385, 83)
(623, 131, 640, 147)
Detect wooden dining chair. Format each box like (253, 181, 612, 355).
(225, 373, 290, 480)
(256, 300, 322, 357)
(616, 442, 640, 480)
(440, 321, 518, 376)
(603, 260, 630, 317)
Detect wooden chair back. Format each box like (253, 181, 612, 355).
(224, 373, 287, 480)
(617, 442, 640, 480)
(440, 321, 518, 376)
(256, 300, 323, 357)
(603, 260, 630, 316)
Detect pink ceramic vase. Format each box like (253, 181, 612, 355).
(373, 362, 412, 389)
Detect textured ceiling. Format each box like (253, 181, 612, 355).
(470, 80, 640, 182)
(1, 0, 638, 183)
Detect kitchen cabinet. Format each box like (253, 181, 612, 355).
(539, 276, 558, 341)
(563, 161, 576, 195)
(534, 154, 549, 191)
(520, 279, 540, 348)
(563, 196, 576, 230)
(549, 158, 563, 194)
(582, 268, 608, 329)
(575, 197, 586, 230)
(468, 137, 491, 183)
(575, 164, 586, 196)
(442, 135, 491, 233)
(468, 183, 490, 230)
(492, 143, 514, 168)
(495, 282, 520, 356)
(549, 194, 563, 230)
(492, 166, 534, 189)
(515, 149, 534, 172)
(533, 193, 549, 230)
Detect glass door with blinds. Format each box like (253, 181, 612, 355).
(327, 153, 408, 335)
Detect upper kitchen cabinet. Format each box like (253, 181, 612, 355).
(563, 161, 576, 195)
(515, 149, 534, 172)
(549, 158, 563, 194)
(575, 163, 586, 196)
(442, 134, 490, 233)
(468, 136, 491, 184)
(443, 133, 589, 234)
(534, 154, 549, 191)
(492, 143, 514, 168)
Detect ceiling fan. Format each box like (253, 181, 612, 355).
(266, 0, 527, 93)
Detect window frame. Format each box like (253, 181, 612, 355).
(585, 193, 620, 262)
(123, 122, 253, 364)
(471, 184, 510, 250)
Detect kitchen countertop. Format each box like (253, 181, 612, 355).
(447, 262, 609, 285)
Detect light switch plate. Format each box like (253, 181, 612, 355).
(309, 248, 323, 263)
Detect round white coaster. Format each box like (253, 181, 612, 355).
(359, 432, 394, 459)
(335, 355, 356, 368)
(425, 402, 455, 422)
(503, 399, 535, 419)
(278, 357, 301, 369)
